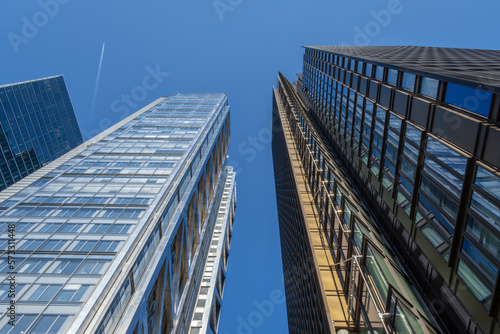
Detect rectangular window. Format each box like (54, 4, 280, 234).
(445, 83, 492, 117)
(420, 77, 439, 98)
(387, 68, 398, 85)
(457, 259, 493, 308)
(402, 72, 416, 91)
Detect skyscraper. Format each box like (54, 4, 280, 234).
(0, 93, 235, 334)
(0, 76, 83, 191)
(272, 46, 500, 334)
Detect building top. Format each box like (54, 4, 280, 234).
(0, 75, 65, 89)
(305, 45, 500, 90)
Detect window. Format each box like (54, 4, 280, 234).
(445, 83, 492, 117)
(55, 284, 90, 302)
(387, 68, 398, 85)
(39, 223, 62, 233)
(19, 239, 43, 251)
(18, 258, 48, 273)
(457, 259, 492, 308)
(30, 315, 69, 334)
(475, 166, 500, 199)
(402, 72, 416, 91)
(40, 240, 67, 251)
(94, 241, 120, 252)
(375, 66, 384, 80)
(109, 224, 130, 234)
(0, 314, 37, 334)
(470, 191, 500, 227)
(466, 215, 500, 258)
(49, 259, 82, 274)
(365, 63, 373, 76)
(88, 224, 111, 234)
(72, 240, 97, 252)
(76, 260, 108, 275)
(365, 246, 388, 302)
(420, 77, 439, 98)
(27, 284, 62, 301)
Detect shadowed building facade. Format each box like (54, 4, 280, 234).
(272, 46, 500, 334)
(0, 93, 235, 334)
(0, 76, 83, 191)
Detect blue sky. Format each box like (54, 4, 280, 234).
(1, 1, 499, 333)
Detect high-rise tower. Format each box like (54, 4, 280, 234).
(0, 76, 83, 191)
(0, 93, 235, 334)
(272, 46, 500, 334)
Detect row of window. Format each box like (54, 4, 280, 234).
(279, 84, 435, 333)
(304, 49, 494, 118)
(303, 51, 500, 311)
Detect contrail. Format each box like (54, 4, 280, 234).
(90, 42, 106, 123)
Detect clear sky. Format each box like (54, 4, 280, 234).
(1, 1, 499, 333)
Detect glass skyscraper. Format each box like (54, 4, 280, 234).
(0, 76, 83, 191)
(272, 46, 500, 334)
(0, 93, 235, 334)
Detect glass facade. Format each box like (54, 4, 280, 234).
(0, 93, 234, 334)
(0, 76, 83, 191)
(274, 46, 500, 334)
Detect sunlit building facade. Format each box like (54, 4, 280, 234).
(0, 93, 234, 334)
(0, 76, 83, 191)
(272, 46, 500, 334)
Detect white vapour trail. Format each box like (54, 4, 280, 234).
(90, 42, 106, 122)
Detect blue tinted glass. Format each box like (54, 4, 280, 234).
(462, 238, 498, 282)
(419, 194, 455, 234)
(457, 259, 492, 307)
(475, 166, 500, 199)
(467, 215, 500, 258)
(420, 77, 439, 98)
(402, 73, 416, 91)
(445, 83, 492, 117)
(470, 191, 500, 228)
(375, 66, 384, 80)
(405, 123, 421, 145)
(357, 61, 364, 74)
(365, 63, 373, 76)
(387, 69, 398, 85)
(349, 59, 356, 71)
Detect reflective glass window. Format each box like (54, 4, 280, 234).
(420, 223, 445, 247)
(387, 69, 398, 85)
(462, 237, 498, 283)
(420, 77, 439, 98)
(445, 83, 492, 117)
(375, 66, 384, 80)
(466, 215, 500, 258)
(457, 259, 492, 308)
(365, 63, 373, 76)
(28, 284, 62, 301)
(402, 72, 416, 91)
(475, 166, 500, 200)
(470, 191, 500, 228)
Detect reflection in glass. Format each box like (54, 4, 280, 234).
(445, 83, 492, 117)
(420, 77, 439, 98)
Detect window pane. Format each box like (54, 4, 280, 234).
(421, 77, 439, 98)
(402, 73, 416, 91)
(470, 191, 500, 229)
(466, 215, 500, 258)
(375, 66, 384, 80)
(445, 83, 492, 117)
(475, 166, 500, 199)
(387, 69, 398, 85)
(457, 259, 492, 308)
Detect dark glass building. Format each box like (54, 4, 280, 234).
(0, 94, 235, 333)
(272, 46, 500, 334)
(0, 76, 83, 191)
